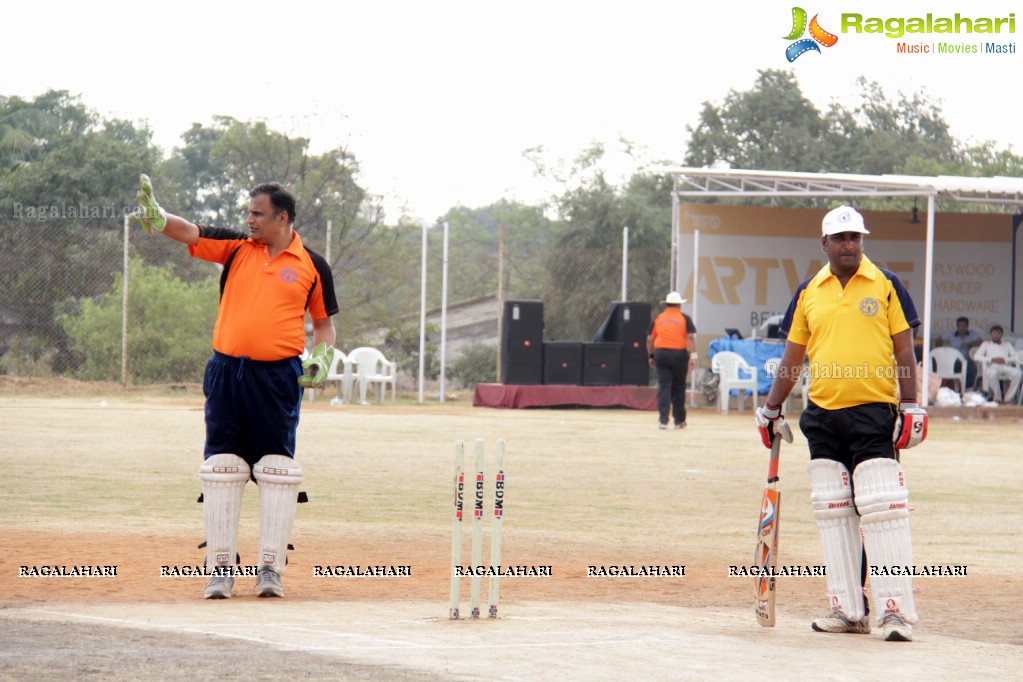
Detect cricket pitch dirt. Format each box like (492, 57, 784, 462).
(2, 383, 1021, 680)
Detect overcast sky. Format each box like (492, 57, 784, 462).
(4, 0, 1021, 222)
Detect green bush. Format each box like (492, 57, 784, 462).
(448, 343, 497, 388)
(61, 259, 218, 384)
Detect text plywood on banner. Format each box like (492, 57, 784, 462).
(675, 204, 1014, 337)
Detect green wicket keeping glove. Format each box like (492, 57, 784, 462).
(299, 342, 336, 389)
(129, 174, 167, 234)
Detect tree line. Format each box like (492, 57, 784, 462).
(1, 70, 1018, 384)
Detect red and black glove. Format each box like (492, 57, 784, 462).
(755, 403, 782, 449)
(893, 400, 928, 450)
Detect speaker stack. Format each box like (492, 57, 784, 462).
(542, 341, 583, 385)
(500, 300, 544, 385)
(500, 299, 652, 387)
(593, 301, 651, 385)
(583, 342, 623, 385)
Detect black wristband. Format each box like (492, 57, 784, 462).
(648, 354, 654, 359)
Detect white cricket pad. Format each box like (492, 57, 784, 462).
(198, 454, 250, 570)
(253, 454, 304, 574)
(807, 459, 866, 622)
(854, 457, 918, 625)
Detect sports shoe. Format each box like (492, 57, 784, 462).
(203, 575, 234, 599)
(881, 613, 912, 641)
(256, 565, 284, 598)
(658, 422, 668, 430)
(811, 610, 871, 634)
(674, 422, 687, 430)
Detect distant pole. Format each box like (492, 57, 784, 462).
(670, 190, 679, 291)
(692, 228, 700, 330)
(121, 214, 130, 388)
(439, 221, 450, 403)
(325, 219, 332, 262)
(496, 225, 504, 383)
(621, 226, 629, 301)
(418, 223, 427, 404)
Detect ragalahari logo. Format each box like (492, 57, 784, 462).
(784, 7, 839, 61)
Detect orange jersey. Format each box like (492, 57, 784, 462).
(189, 227, 338, 360)
(648, 308, 695, 350)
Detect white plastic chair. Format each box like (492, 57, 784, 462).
(711, 351, 758, 414)
(929, 347, 968, 394)
(324, 349, 353, 404)
(347, 346, 397, 405)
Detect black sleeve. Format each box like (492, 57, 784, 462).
(683, 313, 696, 335)
(197, 225, 249, 241)
(304, 246, 339, 317)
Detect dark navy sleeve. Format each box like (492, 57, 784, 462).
(779, 277, 813, 338)
(683, 313, 696, 335)
(304, 247, 339, 317)
(880, 268, 920, 328)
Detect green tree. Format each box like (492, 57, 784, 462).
(529, 143, 673, 340)
(60, 260, 218, 384)
(0, 91, 162, 374)
(685, 70, 828, 172)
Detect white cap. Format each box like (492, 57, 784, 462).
(664, 291, 686, 305)
(821, 206, 870, 236)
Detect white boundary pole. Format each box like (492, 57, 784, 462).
(439, 221, 450, 403)
(692, 228, 700, 330)
(418, 224, 427, 404)
(621, 226, 629, 301)
(921, 195, 936, 407)
(121, 214, 129, 388)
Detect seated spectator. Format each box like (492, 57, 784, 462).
(939, 316, 982, 388)
(974, 325, 1022, 404)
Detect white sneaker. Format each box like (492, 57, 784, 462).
(881, 613, 913, 641)
(811, 610, 871, 634)
(203, 575, 234, 599)
(256, 565, 284, 598)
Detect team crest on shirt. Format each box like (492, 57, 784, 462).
(280, 268, 298, 283)
(859, 297, 880, 317)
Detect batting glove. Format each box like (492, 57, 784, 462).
(755, 403, 783, 449)
(893, 400, 928, 450)
(299, 342, 336, 390)
(129, 174, 167, 234)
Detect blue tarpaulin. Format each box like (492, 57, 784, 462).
(707, 338, 786, 394)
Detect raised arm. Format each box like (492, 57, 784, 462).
(129, 174, 199, 245)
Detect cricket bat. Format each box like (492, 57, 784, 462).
(754, 419, 792, 627)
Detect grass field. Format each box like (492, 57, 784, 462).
(2, 379, 1021, 680)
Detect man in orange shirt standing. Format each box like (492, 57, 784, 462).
(646, 291, 697, 429)
(131, 175, 338, 600)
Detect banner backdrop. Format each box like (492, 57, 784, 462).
(675, 204, 1018, 340)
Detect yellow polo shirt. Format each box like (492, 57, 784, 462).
(781, 255, 918, 410)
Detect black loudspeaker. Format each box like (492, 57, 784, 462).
(583, 342, 623, 386)
(501, 300, 544, 385)
(543, 342, 583, 385)
(593, 302, 651, 385)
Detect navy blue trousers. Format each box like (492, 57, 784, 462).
(202, 351, 304, 467)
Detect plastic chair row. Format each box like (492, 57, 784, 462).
(306, 346, 397, 405)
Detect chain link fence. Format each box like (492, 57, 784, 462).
(0, 219, 671, 395)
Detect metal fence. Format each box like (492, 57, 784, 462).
(0, 219, 670, 394)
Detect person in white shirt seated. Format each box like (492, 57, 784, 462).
(974, 325, 1022, 404)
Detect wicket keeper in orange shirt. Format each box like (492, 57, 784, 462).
(131, 175, 338, 601)
(646, 291, 697, 429)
